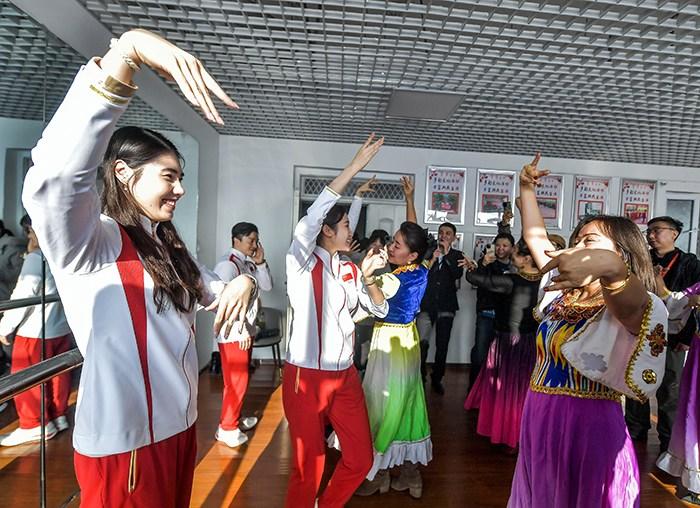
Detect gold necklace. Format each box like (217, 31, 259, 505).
(518, 269, 542, 281)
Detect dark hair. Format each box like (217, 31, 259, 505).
(571, 215, 656, 292)
(101, 126, 201, 314)
(439, 222, 457, 235)
(494, 232, 515, 246)
(368, 229, 391, 246)
(0, 219, 13, 238)
(398, 222, 429, 263)
(20, 214, 32, 234)
(647, 216, 683, 233)
(231, 222, 258, 240)
(515, 237, 531, 257)
(322, 204, 348, 232)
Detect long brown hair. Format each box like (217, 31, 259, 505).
(101, 126, 202, 314)
(571, 215, 656, 292)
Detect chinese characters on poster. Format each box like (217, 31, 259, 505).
(573, 176, 610, 227)
(424, 166, 467, 224)
(475, 169, 515, 226)
(620, 179, 656, 226)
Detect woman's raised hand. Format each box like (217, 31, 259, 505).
(400, 176, 415, 199)
(540, 247, 626, 292)
(346, 134, 384, 174)
(519, 152, 549, 189)
(117, 29, 238, 125)
(355, 176, 378, 197)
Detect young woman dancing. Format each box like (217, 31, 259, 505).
(22, 29, 255, 506)
(508, 154, 667, 508)
(284, 134, 389, 508)
(461, 238, 540, 451)
(354, 176, 432, 499)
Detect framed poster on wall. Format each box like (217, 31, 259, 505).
(424, 166, 467, 225)
(572, 176, 611, 227)
(474, 169, 516, 226)
(535, 174, 564, 229)
(620, 179, 656, 226)
(472, 233, 494, 261)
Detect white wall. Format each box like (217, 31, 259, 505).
(0, 117, 44, 234)
(219, 135, 700, 364)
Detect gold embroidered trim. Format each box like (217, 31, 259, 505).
(89, 84, 129, 105)
(648, 323, 667, 357)
(624, 297, 654, 403)
(375, 321, 414, 328)
(325, 186, 341, 198)
(393, 263, 420, 275)
(529, 383, 621, 401)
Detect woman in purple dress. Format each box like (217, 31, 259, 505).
(508, 154, 668, 508)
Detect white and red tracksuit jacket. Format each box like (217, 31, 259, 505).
(0, 249, 70, 340)
(213, 248, 272, 343)
(285, 187, 388, 371)
(22, 59, 229, 457)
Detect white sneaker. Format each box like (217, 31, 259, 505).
(239, 416, 259, 431)
(215, 427, 248, 448)
(0, 421, 57, 446)
(52, 416, 69, 432)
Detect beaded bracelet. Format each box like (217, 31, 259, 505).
(109, 38, 141, 72)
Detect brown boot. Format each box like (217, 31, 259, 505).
(354, 469, 390, 496)
(391, 462, 422, 499)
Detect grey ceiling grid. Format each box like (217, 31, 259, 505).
(4, 0, 700, 167)
(0, 0, 179, 131)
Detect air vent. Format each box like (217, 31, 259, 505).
(385, 89, 465, 122)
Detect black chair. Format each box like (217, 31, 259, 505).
(253, 306, 284, 370)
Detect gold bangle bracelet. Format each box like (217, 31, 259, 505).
(601, 265, 631, 293)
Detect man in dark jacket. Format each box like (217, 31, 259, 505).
(626, 215, 700, 453)
(467, 230, 514, 391)
(417, 222, 464, 394)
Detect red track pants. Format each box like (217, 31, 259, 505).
(282, 363, 373, 508)
(11, 334, 72, 429)
(218, 340, 251, 430)
(74, 424, 197, 508)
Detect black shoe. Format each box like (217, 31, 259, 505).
(431, 381, 445, 395)
(209, 352, 221, 374)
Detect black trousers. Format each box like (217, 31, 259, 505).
(417, 311, 455, 384)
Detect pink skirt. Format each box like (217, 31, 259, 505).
(464, 331, 536, 448)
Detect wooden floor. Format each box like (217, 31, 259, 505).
(0, 365, 690, 507)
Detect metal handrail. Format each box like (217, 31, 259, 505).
(0, 348, 83, 405)
(0, 294, 60, 312)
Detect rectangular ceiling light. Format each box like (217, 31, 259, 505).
(385, 89, 465, 122)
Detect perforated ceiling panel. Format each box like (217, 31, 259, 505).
(0, 0, 179, 130)
(14, 1, 700, 167)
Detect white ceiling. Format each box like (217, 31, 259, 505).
(0, 1, 179, 130)
(8, 1, 700, 167)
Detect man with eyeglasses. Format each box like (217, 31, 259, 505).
(625, 215, 700, 454)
